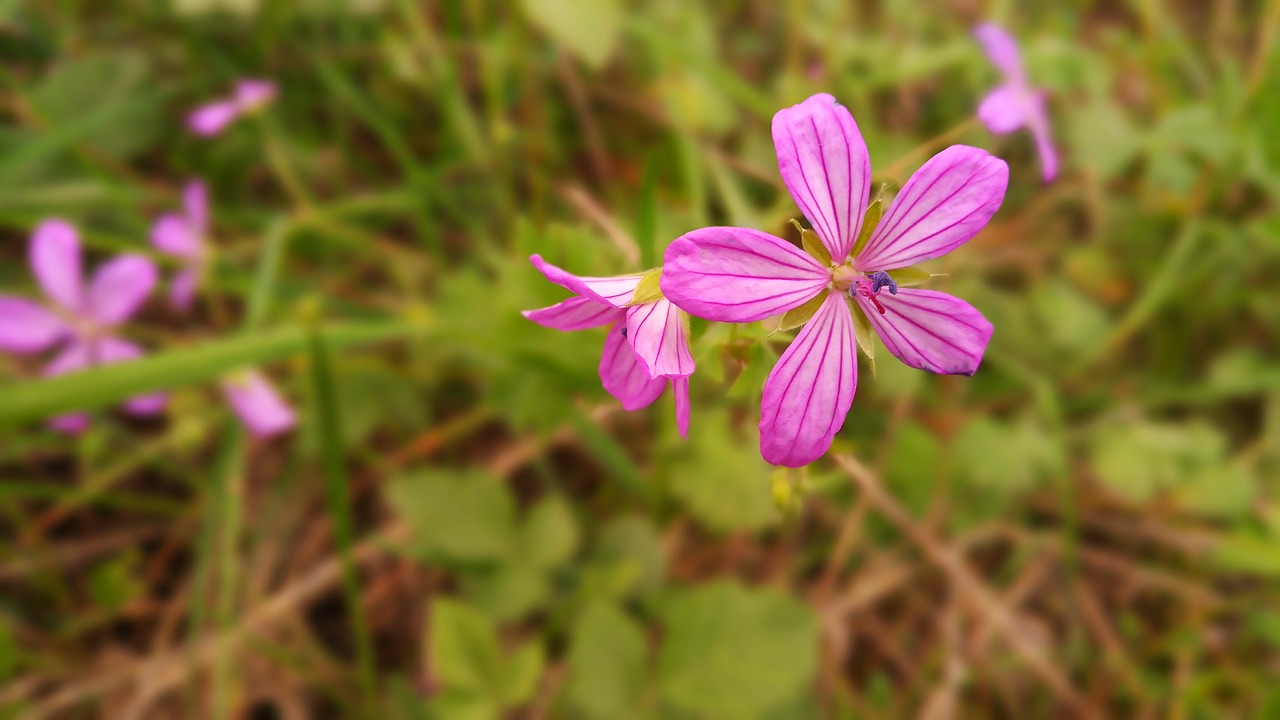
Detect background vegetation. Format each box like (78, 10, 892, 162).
(2, 1, 1279, 717)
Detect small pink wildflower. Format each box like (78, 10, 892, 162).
(523, 256, 694, 437)
(221, 371, 296, 439)
(974, 23, 1058, 182)
(187, 79, 277, 137)
(0, 220, 165, 431)
(661, 94, 1004, 467)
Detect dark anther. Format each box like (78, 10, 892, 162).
(620, 326, 628, 338)
(868, 270, 898, 295)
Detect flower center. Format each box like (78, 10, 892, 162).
(852, 270, 897, 315)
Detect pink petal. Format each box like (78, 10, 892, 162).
(624, 298, 694, 379)
(30, 219, 83, 313)
(223, 371, 296, 438)
(151, 213, 202, 258)
(855, 146, 1008, 271)
(759, 292, 858, 467)
(234, 79, 277, 109)
(659, 227, 830, 323)
(87, 255, 157, 325)
(974, 23, 1025, 82)
(673, 375, 690, 439)
(977, 86, 1028, 134)
(1029, 103, 1059, 182)
(169, 268, 199, 312)
(184, 180, 209, 234)
(49, 414, 90, 434)
(43, 340, 92, 376)
(772, 93, 872, 261)
(522, 296, 621, 331)
(598, 322, 667, 410)
(856, 288, 993, 376)
(96, 337, 168, 414)
(529, 255, 642, 308)
(0, 297, 67, 353)
(187, 100, 242, 137)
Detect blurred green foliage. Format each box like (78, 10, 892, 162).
(1, 0, 1279, 718)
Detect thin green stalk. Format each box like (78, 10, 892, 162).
(203, 425, 245, 719)
(308, 323, 377, 711)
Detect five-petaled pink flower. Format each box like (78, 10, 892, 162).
(152, 180, 208, 310)
(523, 255, 694, 437)
(974, 23, 1058, 182)
(187, 79, 277, 137)
(221, 370, 296, 439)
(661, 94, 1004, 467)
(0, 220, 165, 432)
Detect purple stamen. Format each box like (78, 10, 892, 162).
(868, 270, 898, 295)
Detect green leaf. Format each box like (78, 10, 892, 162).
(886, 266, 932, 287)
(462, 565, 549, 622)
(849, 299, 876, 375)
(386, 470, 517, 564)
(1214, 532, 1280, 577)
(520, 495, 580, 568)
(849, 198, 883, 259)
(955, 417, 1053, 495)
(520, 0, 621, 70)
(587, 516, 667, 598)
(628, 267, 664, 305)
(777, 292, 825, 332)
(499, 642, 545, 705)
(663, 408, 774, 531)
(566, 603, 648, 717)
(430, 600, 506, 692)
(799, 227, 832, 266)
(0, 321, 419, 430)
(658, 582, 818, 719)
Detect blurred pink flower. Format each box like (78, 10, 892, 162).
(187, 79, 277, 137)
(661, 94, 1003, 467)
(523, 256, 694, 437)
(151, 180, 208, 311)
(0, 220, 165, 431)
(974, 23, 1058, 182)
(221, 371, 296, 439)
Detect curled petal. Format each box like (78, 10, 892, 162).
(152, 214, 202, 258)
(1029, 105, 1059, 182)
(187, 100, 242, 136)
(170, 268, 199, 312)
(98, 337, 167, 414)
(759, 292, 858, 467)
(523, 296, 621, 331)
(49, 414, 90, 434)
(977, 86, 1028, 134)
(0, 297, 66, 353)
(223, 371, 296, 438)
(31, 219, 83, 313)
(660, 227, 829, 323)
(974, 23, 1025, 82)
(529, 255, 642, 308)
(625, 299, 694, 379)
(87, 255, 157, 325)
(673, 375, 690, 439)
(856, 288, 993, 376)
(599, 322, 666, 410)
(772, 93, 871, 261)
(856, 146, 1008, 271)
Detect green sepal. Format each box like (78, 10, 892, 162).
(628, 267, 664, 305)
(887, 266, 934, 287)
(777, 292, 825, 332)
(850, 195, 884, 259)
(848, 297, 876, 377)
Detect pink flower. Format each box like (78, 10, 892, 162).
(522, 255, 694, 437)
(151, 180, 208, 311)
(974, 23, 1058, 182)
(0, 220, 165, 431)
(187, 79, 277, 137)
(661, 94, 1004, 467)
(221, 371, 296, 439)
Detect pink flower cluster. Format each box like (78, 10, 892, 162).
(525, 24, 1049, 467)
(0, 81, 293, 438)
